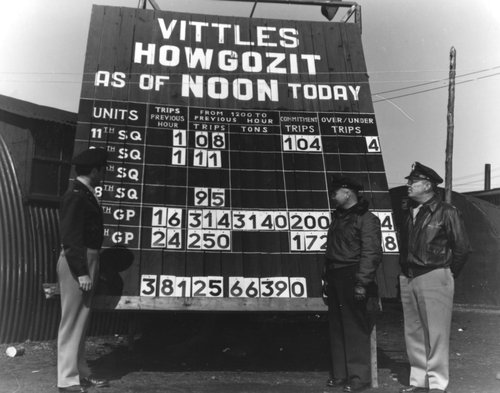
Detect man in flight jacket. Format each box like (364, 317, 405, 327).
(398, 162, 470, 393)
(323, 176, 382, 392)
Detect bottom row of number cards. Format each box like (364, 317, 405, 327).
(140, 275, 308, 298)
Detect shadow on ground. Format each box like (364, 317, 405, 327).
(88, 302, 411, 385)
(3, 301, 499, 392)
(90, 313, 331, 378)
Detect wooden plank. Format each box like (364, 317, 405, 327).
(342, 23, 371, 113)
(80, 5, 105, 100)
(215, 0, 357, 8)
(92, 295, 329, 311)
(112, 7, 136, 102)
(321, 22, 349, 112)
(93, 6, 123, 102)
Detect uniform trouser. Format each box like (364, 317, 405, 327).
(57, 249, 99, 388)
(399, 268, 454, 391)
(326, 265, 372, 384)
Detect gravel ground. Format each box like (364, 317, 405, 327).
(0, 301, 499, 393)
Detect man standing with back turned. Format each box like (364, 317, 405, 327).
(398, 162, 470, 393)
(57, 148, 109, 392)
(324, 176, 382, 392)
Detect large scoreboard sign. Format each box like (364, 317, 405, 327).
(76, 6, 399, 309)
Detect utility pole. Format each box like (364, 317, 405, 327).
(445, 47, 456, 203)
(485, 163, 491, 190)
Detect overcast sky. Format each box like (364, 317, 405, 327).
(0, 0, 499, 192)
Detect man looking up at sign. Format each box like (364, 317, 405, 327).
(323, 176, 382, 392)
(398, 162, 470, 393)
(57, 148, 109, 392)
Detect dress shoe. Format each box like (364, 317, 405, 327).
(327, 377, 347, 387)
(58, 386, 87, 393)
(342, 381, 370, 392)
(80, 376, 110, 388)
(399, 386, 428, 393)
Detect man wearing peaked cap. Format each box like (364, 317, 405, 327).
(72, 147, 108, 167)
(323, 175, 382, 392)
(56, 148, 109, 392)
(404, 161, 443, 184)
(398, 162, 470, 393)
(330, 175, 364, 192)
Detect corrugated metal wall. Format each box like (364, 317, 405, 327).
(0, 134, 131, 344)
(26, 205, 132, 341)
(0, 136, 34, 342)
(26, 205, 61, 340)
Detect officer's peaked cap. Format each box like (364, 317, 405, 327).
(72, 148, 108, 167)
(405, 161, 443, 184)
(330, 175, 363, 192)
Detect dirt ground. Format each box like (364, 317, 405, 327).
(0, 301, 499, 393)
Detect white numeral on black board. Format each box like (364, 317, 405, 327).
(365, 136, 380, 152)
(195, 131, 226, 149)
(152, 207, 182, 227)
(172, 147, 186, 165)
(187, 230, 231, 250)
(141, 275, 308, 298)
(194, 188, 226, 207)
(173, 129, 187, 146)
(283, 135, 322, 152)
(193, 149, 222, 167)
(372, 211, 399, 253)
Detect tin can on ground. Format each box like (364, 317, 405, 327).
(5, 346, 25, 357)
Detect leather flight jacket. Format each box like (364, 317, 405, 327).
(399, 195, 470, 278)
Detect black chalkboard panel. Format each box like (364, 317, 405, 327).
(76, 6, 399, 308)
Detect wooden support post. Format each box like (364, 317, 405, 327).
(371, 325, 378, 388)
(250, 1, 258, 17)
(355, 5, 362, 34)
(138, 0, 160, 10)
(148, 0, 160, 10)
(445, 47, 456, 203)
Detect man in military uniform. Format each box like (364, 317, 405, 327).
(57, 148, 109, 393)
(398, 162, 470, 393)
(324, 176, 382, 392)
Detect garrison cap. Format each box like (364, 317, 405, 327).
(330, 175, 363, 192)
(72, 148, 108, 167)
(405, 161, 443, 184)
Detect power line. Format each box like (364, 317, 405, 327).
(372, 65, 500, 96)
(1, 65, 499, 81)
(372, 72, 499, 103)
(453, 168, 500, 181)
(453, 174, 500, 188)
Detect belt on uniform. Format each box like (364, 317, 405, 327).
(405, 264, 438, 278)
